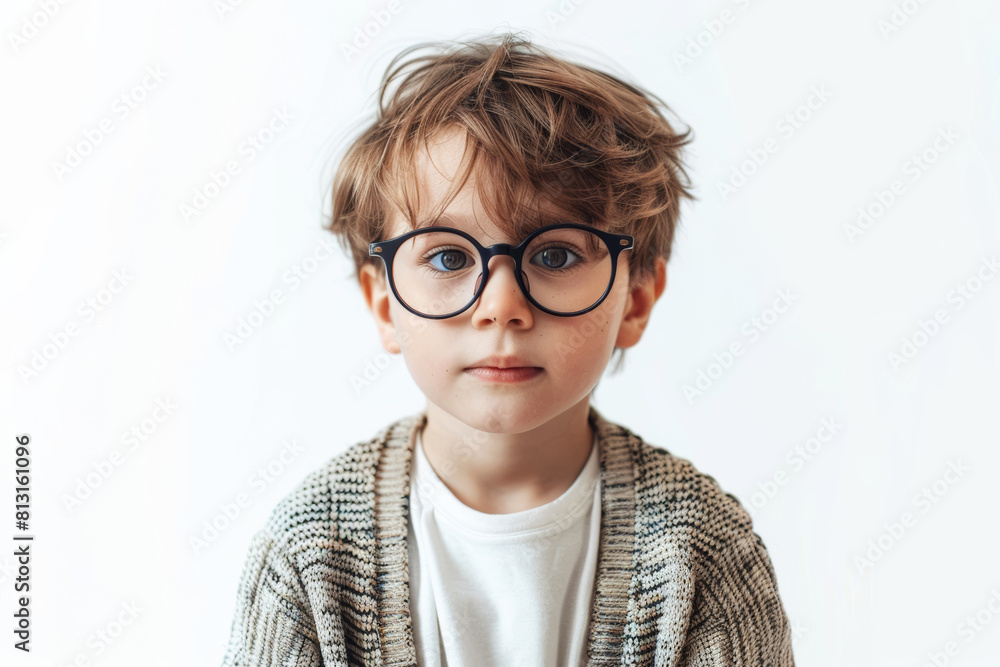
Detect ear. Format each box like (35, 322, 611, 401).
(615, 256, 667, 349)
(359, 262, 402, 354)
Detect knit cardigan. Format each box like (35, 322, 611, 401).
(221, 406, 795, 666)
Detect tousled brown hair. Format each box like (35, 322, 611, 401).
(326, 31, 696, 372)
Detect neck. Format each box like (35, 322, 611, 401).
(418, 397, 595, 514)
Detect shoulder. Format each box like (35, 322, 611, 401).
(256, 411, 422, 552)
(621, 426, 788, 613)
(637, 438, 754, 542)
(601, 417, 762, 563)
(619, 426, 794, 659)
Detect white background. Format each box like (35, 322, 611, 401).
(2, 0, 998, 664)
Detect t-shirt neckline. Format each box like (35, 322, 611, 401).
(411, 428, 600, 538)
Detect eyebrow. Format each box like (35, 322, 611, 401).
(412, 213, 577, 233)
(413, 213, 481, 230)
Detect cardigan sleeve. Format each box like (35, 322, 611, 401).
(678, 531, 795, 666)
(221, 528, 326, 667)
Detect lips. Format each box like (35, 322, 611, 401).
(464, 366, 542, 382)
(464, 355, 542, 383)
(465, 355, 539, 370)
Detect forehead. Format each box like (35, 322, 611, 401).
(385, 126, 575, 241)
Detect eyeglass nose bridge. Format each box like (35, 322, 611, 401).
(474, 242, 531, 302)
(480, 240, 524, 262)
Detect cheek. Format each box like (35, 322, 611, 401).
(551, 313, 616, 372)
(389, 303, 455, 378)
(389, 302, 423, 357)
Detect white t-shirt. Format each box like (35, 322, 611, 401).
(407, 428, 602, 667)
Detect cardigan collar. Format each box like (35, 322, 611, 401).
(370, 404, 639, 665)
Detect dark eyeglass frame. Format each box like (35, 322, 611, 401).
(368, 222, 634, 319)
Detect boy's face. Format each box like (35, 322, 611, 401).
(359, 126, 664, 434)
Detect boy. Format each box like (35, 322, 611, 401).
(222, 32, 794, 666)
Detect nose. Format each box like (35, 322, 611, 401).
(470, 255, 534, 327)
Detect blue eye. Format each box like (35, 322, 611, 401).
(426, 247, 471, 272)
(531, 246, 581, 270)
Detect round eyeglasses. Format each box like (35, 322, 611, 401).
(368, 223, 634, 319)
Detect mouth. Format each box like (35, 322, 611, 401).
(463, 366, 543, 383)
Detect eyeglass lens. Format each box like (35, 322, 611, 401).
(390, 227, 613, 316)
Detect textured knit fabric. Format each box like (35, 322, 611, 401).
(407, 426, 602, 666)
(221, 405, 795, 666)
